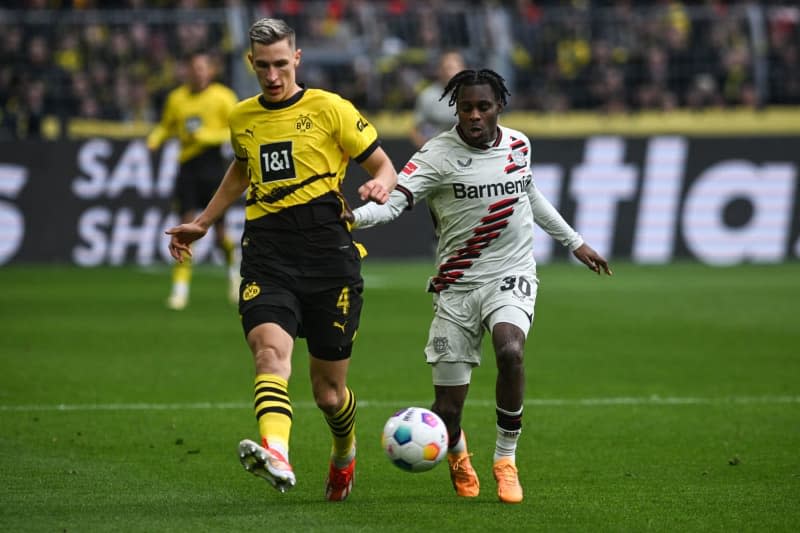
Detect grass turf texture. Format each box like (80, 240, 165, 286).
(1, 262, 798, 532)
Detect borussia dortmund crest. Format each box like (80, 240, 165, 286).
(242, 282, 261, 301)
(295, 114, 313, 131)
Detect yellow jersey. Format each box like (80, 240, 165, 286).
(147, 82, 238, 163)
(229, 88, 379, 223)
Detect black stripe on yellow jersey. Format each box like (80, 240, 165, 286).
(231, 87, 378, 281)
(230, 88, 380, 223)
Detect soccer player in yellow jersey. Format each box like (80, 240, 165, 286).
(165, 18, 397, 501)
(147, 50, 240, 310)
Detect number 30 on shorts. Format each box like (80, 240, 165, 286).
(499, 275, 533, 296)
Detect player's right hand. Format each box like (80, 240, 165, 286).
(358, 179, 390, 204)
(165, 223, 207, 262)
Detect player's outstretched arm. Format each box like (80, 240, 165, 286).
(357, 146, 397, 204)
(348, 188, 409, 229)
(166, 160, 248, 262)
(572, 243, 613, 276)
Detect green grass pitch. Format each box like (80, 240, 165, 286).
(1, 261, 799, 532)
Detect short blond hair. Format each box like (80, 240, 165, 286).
(249, 18, 295, 49)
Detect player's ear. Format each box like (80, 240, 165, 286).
(294, 48, 302, 67)
(247, 51, 254, 69)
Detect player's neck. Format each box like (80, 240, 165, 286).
(189, 81, 211, 93)
(286, 84, 303, 99)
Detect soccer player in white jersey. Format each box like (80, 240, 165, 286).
(348, 69, 612, 503)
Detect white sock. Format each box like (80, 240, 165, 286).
(448, 430, 466, 453)
(494, 406, 523, 463)
(171, 280, 189, 298)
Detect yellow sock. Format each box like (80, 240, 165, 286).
(325, 387, 356, 464)
(172, 252, 192, 286)
(254, 374, 292, 457)
(221, 236, 235, 267)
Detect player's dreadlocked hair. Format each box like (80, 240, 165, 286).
(440, 69, 511, 107)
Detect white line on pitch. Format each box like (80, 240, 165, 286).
(0, 395, 798, 412)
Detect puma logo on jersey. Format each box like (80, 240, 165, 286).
(333, 320, 348, 333)
(245, 128, 254, 137)
(456, 157, 472, 168)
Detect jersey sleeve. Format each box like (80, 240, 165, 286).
(331, 96, 379, 163)
(352, 187, 409, 229)
(527, 175, 584, 250)
(228, 107, 248, 162)
(352, 151, 441, 229)
(396, 149, 445, 202)
(146, 90, 177, 150)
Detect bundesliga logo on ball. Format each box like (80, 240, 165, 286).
(381, 407, 448, 472)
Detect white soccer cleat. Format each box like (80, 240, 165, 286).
(166, 293, 188, 310)
(238, 439, 296, 493)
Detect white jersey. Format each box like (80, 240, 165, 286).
(353, 125, 584, 292)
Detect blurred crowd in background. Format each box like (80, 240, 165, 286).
(1, 0, 799, 139)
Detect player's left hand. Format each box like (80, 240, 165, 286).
(573, 243, 613, 276)
(358, 179, 390, 204)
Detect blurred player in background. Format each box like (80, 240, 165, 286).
(409, 50, 466, 149)
(147, 50, 240, 310)
(350, 69, 611, 503)
(165, 18, 397, 501)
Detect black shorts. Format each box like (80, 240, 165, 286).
(173, 148, 228, 214)
(238, 276, 364, 361)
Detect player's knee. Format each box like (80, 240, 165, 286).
(313, 386, 343, 416)
(495, 339, 524, 372)
(252, 346, 288, 375)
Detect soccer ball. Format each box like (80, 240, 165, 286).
(381, 407, 448, 472)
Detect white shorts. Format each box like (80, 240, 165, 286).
(426, 273, 538, 385)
